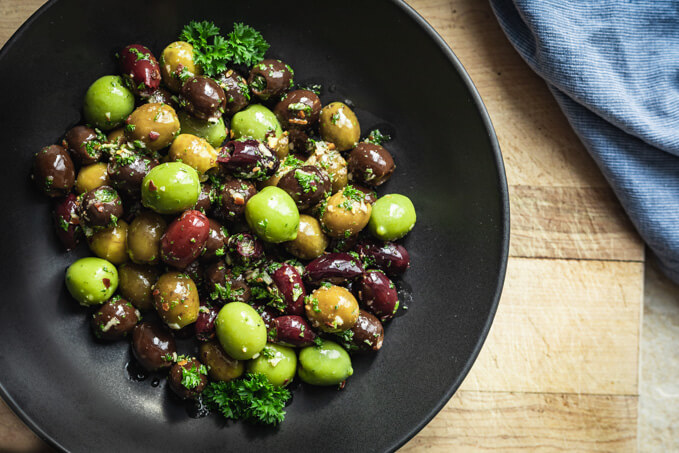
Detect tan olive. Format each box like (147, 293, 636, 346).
(119, 263, 159, 311)
(88, 220, 129, 265)
(305, 285, 359, 333)
(125, 103, 180, 151)
(285, 214, 328, 260)
(168, 133, 218, 180)
(107, 128, 126, 146)
(199, 340, 244, 382)
(75, 162, 110, 194)
(319, 102, 361, 151)
(160, 41, 202, 92)
(127, 211, 166, 264)
(153, 272, 199, 329)
(320, 186, 372, 238)
(305, 144, 347, 193)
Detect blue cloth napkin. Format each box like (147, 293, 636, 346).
(489, 0, 679, 281)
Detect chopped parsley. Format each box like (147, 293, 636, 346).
(294, 169, 319, 193)
(181, 363, 207, 389)
(364, 129, 392, 146)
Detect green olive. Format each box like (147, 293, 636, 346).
(160, 41, 201, 92)
(305, 285, 359, 333)
(88, 220, 129, 265)
(320, 186, 372, 238)
(127, 211, 166, 265)
(168, 133, 218, 179)
(83, 75, 135, 130)
(231, 104, 283, 141)
(118, 263, 159, 311)
(125, 103, 180, 151)
(215, 302, 267, 360)
(368, 194, 417, 241)
(199, 340, 244, 382)
(319, 102, 360, 151)
(298, 340, 353, 386)
(284, 214, 328, 260)
(65, 257, 118, 306)
(141, 162, 201, 214)
(305, 144, 348, 193)
(153, 272, 199, 329)
(246, 343, 297, 387)
(177, 111, 227, 148)
(75, 163, 109, 194)
(245, 186, 300, 243)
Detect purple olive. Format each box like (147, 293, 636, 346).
(342, 309, 384, 352)
(195, 303, 218, 342)
(217, 139, 279, 181)
(355, 239, 410, 277)
(271, 263, 306, 316)
(303, 252, 364, 286)
(119, 44, 161, 97)
(226, 232, 264, 266)
(356, 270, 399, 321)
(252, 303, 278, 331)
(271, 315, 316, 347)
(200, 219, 227, 263)
(53, 193, 81, 250)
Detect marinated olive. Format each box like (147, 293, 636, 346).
(305, 145, 347, 193)
(76, 163, 110, 194)
(319, 102, 360, 151)
(196, 303, 218, 341)
(180, 76, 226, 121)
(354, 184, 378, 204)
(88, 219, 129, 265)
(177, 111, 227, 148)
(348, 142, 395, 186)
(118, 262, 159, 311)
(200, 219, 227, 262)
(248, 59, 294, 100)
(356, 270, 399, 321)
(125, 103, 180, 151)
(303, 253, 364, 286)
(168, 357, 208, 399)
(204, 261, 251, 304)
(284, 214, 328, 260)
(168, 134, 218, 179)
(288, 128, 314, 155)
(271, 263, 306, 315)
(195, 182, 215, 214)
(107, 149, 159, 198)
(33, 145, 75, 197)
(368, 194, 416, 241)
(218, 139, 279, 181)
(270, 315, 316, 347)
(225, 233, 264, 266)
(184, 260, 205, 294)
(320, 186, 372, 238)
(79, 186, 123, 229)
(132, 321, 176, 371)
(64, 125, 103, 165)
(141, 162, 201, 214)
(217, 176, 256, 220)
(305, 285, 359, 333)
(65, 257, 118, 306)
(215, 69, 250, 116)
(341, 309, 384, 352)
(90, 297, 140, 340)
(153, 272, 200, 329)
(245, 186, 299, 243)
(215, 302, 267, 360)
(146, 88, 176, 107)
(355, 239, 410, 277)
(83, 75, 135, 130)
(160, 210, 209, 269)
(230, 104, 283, 141)
(127, 210, 165, 264)
(199, 340, 244, 382)
(298, 340, 353, 386)
(107, 128, 126, 146)
(277, 165, 330, 211)
(274, 90, 321, 130)
(160, 41, 201, 92)
(247, 344, 297, 387)
(52, 193, 82, 250)
(119, 44, 161, 97)
(259, 154, 300, 188)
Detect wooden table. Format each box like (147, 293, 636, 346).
(0, 1, 643, 451)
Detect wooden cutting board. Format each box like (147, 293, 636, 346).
(0, 1, 643, 451)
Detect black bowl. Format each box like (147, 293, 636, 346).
(0, 1, 509, 451)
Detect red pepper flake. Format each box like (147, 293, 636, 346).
(148, 180, 157, 191)
(102, 278, 111, 288)
(148, 131, 160, 140)
(152, 289, 160, 296)
(161, 302, 170, 312)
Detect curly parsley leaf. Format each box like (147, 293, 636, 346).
(364, 129, 392, 146)
(181, 363, 207, 389)
(226, 23, 270, 66)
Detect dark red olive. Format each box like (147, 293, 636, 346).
(108, 151, 158, 199)
(180, 76, 226, 121)
(355, 239, 410, 277)
(32, 144, 75, 197)
(52, 193, 81, 250)
(253, 303, 278, 331)
(216, 176, 256, 220)
(215, 69, 250, 116)
(91, 298, 140, 341)
(348, 143, 395, 187)
(119, 44, 161, 97)
(328, 236, 358, 253)
(204, 261, 251, 304)
(195, 182, 214, 214)
(78, 186, 123, 228)
(64, 125, 104, 166)
(274, 90, 321, 130)
(277, 165, 331, 211)
(195, 303, 218, 341)
(303, 252, 364, 286)
(200, 219, 227, 262)
(248, 59, 294, 100)
(217, 139, 279, 181)
(342, 309, 384, 352)
(226, 232, 264, 266)
(271, 263, 306, 316)
(146, 87, 176, 107)
(168, 357, 207, 399)
(131, 321, 177, 371)
(270, 315, 316, 347)
(356, 270, 399, 321)
(160, 210, 210, 269)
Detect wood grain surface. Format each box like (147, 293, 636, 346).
(0, 0, 644, 452)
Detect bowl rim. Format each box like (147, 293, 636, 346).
(0, 1, 510, 451)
